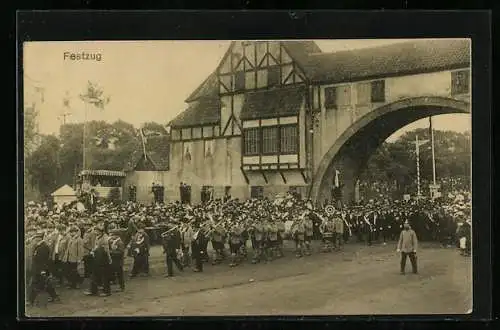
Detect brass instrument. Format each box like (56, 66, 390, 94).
(135, 233, 145, 245)
(160, 225, 179, 238)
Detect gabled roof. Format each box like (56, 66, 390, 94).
(51, 184, 76, 197)
(185, 73, 219, 103)
(240, 86, 306, 120)
(124, 135, 170, 172)
(169, 97, 221, 128)
(174, 39, 470, 126)
(281, 40, 322, 62)
(298, 39, 471, 83)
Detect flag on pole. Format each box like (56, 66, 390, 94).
(334, 170, 340, 188)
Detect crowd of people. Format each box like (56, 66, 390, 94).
(24, 187, 472, 306)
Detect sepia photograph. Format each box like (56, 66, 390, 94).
(22, 39, 472, 317)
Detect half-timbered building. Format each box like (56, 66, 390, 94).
(163, 39, 470, 205)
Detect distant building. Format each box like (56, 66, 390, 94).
(152, 40, 470, 205)
(123, 135, 170, 203)
(51, 184, 77, 207)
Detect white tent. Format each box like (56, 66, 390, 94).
(51, 184, 77, 207)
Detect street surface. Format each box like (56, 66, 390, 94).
(25, 241, 472, 317)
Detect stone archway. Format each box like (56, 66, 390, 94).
(308, 96, 470, 206)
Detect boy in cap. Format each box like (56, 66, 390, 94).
(396, 220, 419, 274)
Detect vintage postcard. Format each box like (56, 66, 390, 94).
(22, 39, 472, 317)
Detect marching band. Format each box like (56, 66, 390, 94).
(24, 192, 471, 305)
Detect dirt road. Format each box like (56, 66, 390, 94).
(25, 242, 471, 317)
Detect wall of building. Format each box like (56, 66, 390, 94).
(312, 69, 470, 175)
(53, 195, 77, 207)
(124, 171, 166, 203)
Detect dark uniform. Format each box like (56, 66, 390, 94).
(129, 229, 150, 277)
(109, 232, 125, 291)
(27, 234, 60, 305)
(161, 227, 184, 276)
(85, 227, 112, 296)
(191, 225, 205, 272)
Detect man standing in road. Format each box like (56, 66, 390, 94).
(397, 220, 419, 275)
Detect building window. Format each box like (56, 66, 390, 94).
(171, 129, 180, 140)
(371, 80, 385, 102)
(179, 183, 191, 204)
(262, 126, 278, 154)
(243, 128, 260, 155)
(267, 66, 280, 87)
(451, 69, 470, 95)
(251, 186, 264, 199)
(245, 71, 256, 89)
(324, 87, 337, 109)
(181, 128, 191, 140)
(234, 71, 246, 91)
(192, 127, 202, 139)
(224, 186, 232, 201)
(280, 125, 298, 154)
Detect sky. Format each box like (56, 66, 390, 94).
(23, 39, 471, 141)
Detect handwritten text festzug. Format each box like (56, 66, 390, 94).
(64, 52, 102, 62)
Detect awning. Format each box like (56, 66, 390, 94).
(79, 170, 126, 177)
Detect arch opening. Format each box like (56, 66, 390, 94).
(308, 96, 470, 206)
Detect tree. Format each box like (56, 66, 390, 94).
(360, 128, 471, 193)
(26, 134, 61, 196)
(79, 81, 111, 169)
(58, 120, 141, 181)
(24, 104, 41, 201)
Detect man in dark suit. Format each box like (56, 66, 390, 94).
(109, 229, 126, 291)
(84, 223, 112, 297)
(27, 231, 60, 306)
(161, 225, 184, 277)
(129, 223, 150, 277)
(190, 222, 204, 272)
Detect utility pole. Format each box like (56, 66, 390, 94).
(83, 102, 88, 171)
(429, 116, 436, 185)
(415, 134, 421, 198)
(58, 111, 72, 125)
(413, 134, 430, 199)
